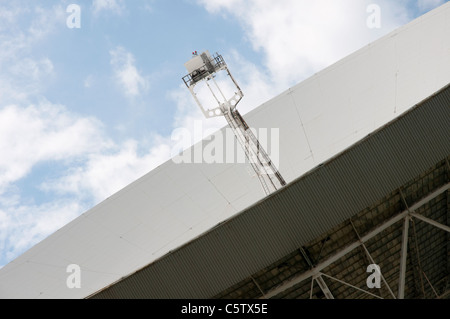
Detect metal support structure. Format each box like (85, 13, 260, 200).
(262, 212, 406, 299)
(422, 271, 439, 298)
(314, 275, 334, 299)
(399, 185, 450, 298)
(320, 272, 383, 299)
(300, 247, 334, 299)
(224, 109, 286, 195)
(398, 216, 410, 299)
(250, 276, 266, 298)
(309, 278, 314, 299)
(410, 218, 426, 297)
(410, 213, 450, 234)
(350, 220, 396, 299)
(447, 188, 450, 298)
(437, 289, 450, 299)
(183, 51, 286, 196)
(261, 182, 450, 299)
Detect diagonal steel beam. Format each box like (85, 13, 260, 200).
(299, 247, 334, 299)
(410, 219, 426, 298)
(447, 188, 450, 296)
(398, 216, 410, 299)
(250, 276, 266, 298)
(262, 182, 450, 299)
(437, 289, 450, 299)
(350, 219, 396, 299)
(262, 212, 407, 299)
(314, 275, 334, 299)
(320, 272, 383, 299)
(410, 213, 450, 233)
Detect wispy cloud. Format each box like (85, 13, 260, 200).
(197, 0, 415, 87)
(0, 4, 160, 266)
(41, 138, 172, 204)
(10, 57, 54, 82)
(28, 5, 65, 39)
(110, 46, 149, 98)
(92, 0, 125, 15)
(0, 102, 111, 194)
(0, 4, 58, 101)
(0, 199, 82, 264)
(84, 74, 94, 88)
(2, 0, 446, 271)
(0, 97, 174, 266)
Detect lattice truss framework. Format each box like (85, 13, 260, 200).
(214, 157, 450, 299)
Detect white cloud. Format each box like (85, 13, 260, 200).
(0, 5, 160, 265)
(198, 0, 413, 86)
(167, 49, 292, 155)
(0, 4, 65, 105)
(143, 4, 154, 13)
(0, 5, 24, 33)
(0, 98, 174, 265)
(0, 199, 82, 265)
(167, 47, 297, 163)
(84, 74, 94, 88)
(0, 102, 111, 194)
(92, 0, 125, 15)
(41, 138, 172, 204)
(170, 90, 224, 144)
(10, 57, 54, 82)
(0, 56, 55, 105)
(0, 2, 161, 267)
(225, 49, 281, 114)
(1, 0, 435, 270)
(28, 5, 65, 39)
(110, 46, 149, 97)
(0, 130, 173, 266)
(198, 0, 241, 13)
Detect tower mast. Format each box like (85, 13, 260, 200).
(183, 51, 286, 195)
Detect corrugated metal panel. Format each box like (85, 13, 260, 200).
(92, 83, 450, 299)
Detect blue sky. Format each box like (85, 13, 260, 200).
(0, 0, 447, 268)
